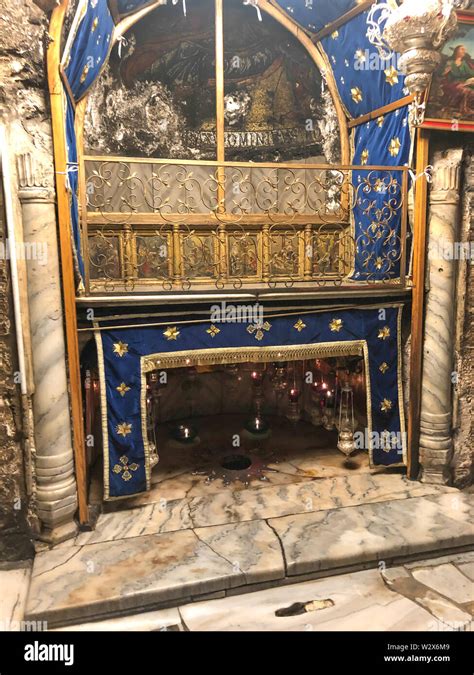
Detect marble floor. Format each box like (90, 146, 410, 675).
(50, 551, 474, 632)
(23, 416, 474, 628)
(91, 415, 372, 509)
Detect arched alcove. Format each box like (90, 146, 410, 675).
(84, 0, 343, 163)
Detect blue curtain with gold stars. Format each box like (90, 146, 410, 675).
(61, 0, 413, 286)
(95, 305, 406, 500)
(61, 0, 115, 286)
(276, 1, 413, 280)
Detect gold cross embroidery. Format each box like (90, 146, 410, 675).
(112, 455, 139, 482)
(293, 319, 306, 332)
(247, 321, 271, 341)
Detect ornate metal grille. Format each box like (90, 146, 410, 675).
(82, 157, 409, 294)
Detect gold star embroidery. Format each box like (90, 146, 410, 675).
(360, 149, 369, 166)
(381, 399, 393, 413)
(247, 321, 271, 341)
(206, 324, 220, 338)
(379, 362, 389, 374)
(116, 422, 132, 437)
(355, 49, 366, 62)
(389, 137, 401, 157)
(80, 64, 90, 84)
(293, 319, 306, 332)
(384, 66, 399, 86)
(91, 17, 99, 33)
(331, 30, 339, 39)
(163, 326, 180, 341)
(116, 382, 131, 397)
(378, 326, 391, 340)
(113, 341, 128, 357)
(376, 115, 384, 127)
(351, 87, 363, 104)
(329, 318, 343, 333)
(112, 455, 139, 482)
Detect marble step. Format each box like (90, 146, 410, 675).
(25, 490, 474, 628)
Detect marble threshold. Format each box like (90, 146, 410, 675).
(75, 473, 451, 546)
(24, 489, 474, 628)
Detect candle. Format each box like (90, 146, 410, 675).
(289, 388, 300, 403)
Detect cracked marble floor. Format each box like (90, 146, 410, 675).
(48, 551, 474, 632)
(25, 417, 474, 627)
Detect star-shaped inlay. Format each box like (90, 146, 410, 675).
(329, 318, 343, 333)
(380, 399, 393, 413)
(163, 326, 180, 341)
(351, 87, 363, 104)
(379, 362, 389, 374)
(116, 382, 131, 397)
(389, 137, 401, 157)
(206, 324, 221, 338)
(113, 341, 128, 357)
(116, 422, 132, 437)
(293, 319, 306, 332)
(378, 326, 391, 340)
(360, 149, 369, 166)
(384, 66, 399, 86)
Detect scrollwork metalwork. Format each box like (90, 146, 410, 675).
(83, 158, 409, 293)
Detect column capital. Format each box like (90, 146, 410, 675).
(16, 153, 55, 204)
(430, 148, 464, 204)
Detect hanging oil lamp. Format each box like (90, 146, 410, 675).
(245, 366, 269, 434)
(336, 382, 356, 456)
(322, 387, 335, 431)
(286, 386, 301, 424)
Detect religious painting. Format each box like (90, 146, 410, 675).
(85, 0, 339, 162)
(423, 11, 474, 132)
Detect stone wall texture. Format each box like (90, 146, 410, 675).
(452, 147, 474, 487)
(0, 0, 51, 562)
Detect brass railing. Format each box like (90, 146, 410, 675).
(82, 156, 409, 294)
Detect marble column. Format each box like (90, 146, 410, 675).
(17, 153, 78, 543)
(419, 148, 463, 485)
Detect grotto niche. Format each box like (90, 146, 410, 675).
(84, 0, 341, 163)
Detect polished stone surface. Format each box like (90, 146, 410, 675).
(179, 568, 437, 632)
(77, 473, 446, 546)
(267, 492, 474, 576)
(53, 608, 182, 632)
(25, 485, 474, 627)
(411, 563, 474, 604)
(25, 520, 284, 626)
(0, 567, 31, 631)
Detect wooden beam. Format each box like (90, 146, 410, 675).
(407, 129, 430, 480)
(347, 96, 415, 129)
(47, 0, 89, 524)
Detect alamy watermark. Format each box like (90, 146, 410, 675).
(428, 240, 474, 262)
(210, 301, 264, 324)
(0, 239, 48, 265)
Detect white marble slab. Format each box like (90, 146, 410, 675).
(25, 520, 284, 627)
(0, 567, 31, 631)
(267, 492, 474, 577)
(76, 473, 447, 546)
(52, 608, 182, 632)
(180, 568, 436, 632)
(411, 563, 474, 604)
